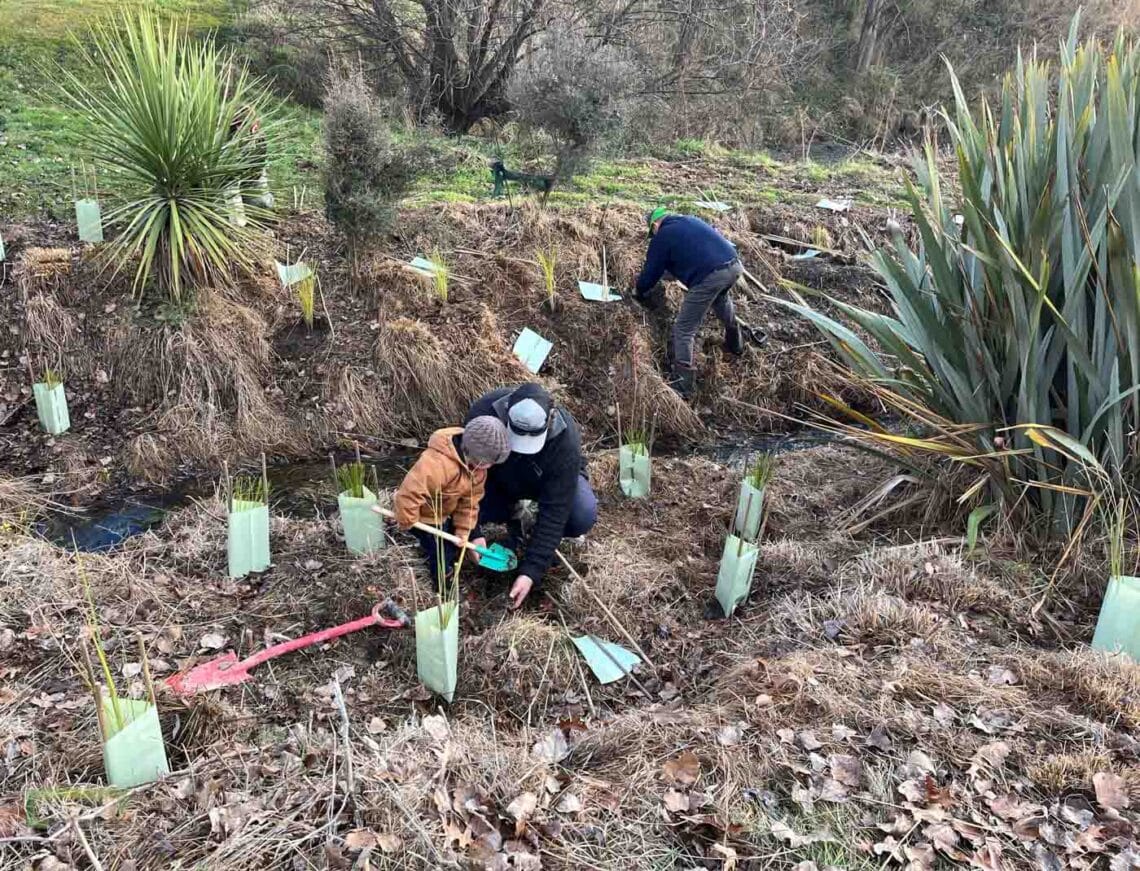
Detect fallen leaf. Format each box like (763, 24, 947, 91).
(817, 779, 849, 803)
(555, 793, 582, 814)
(791, 783, 815, 811)
(971, 839, 1004, 871)
(423, 714, 449, 742)
(899, 779, 926, 804)
(932, 702, 956, 727)
(0, 803, 27, 838)
(924, 822, 960, 855)
(1093, 772, 1130, 811)
(874, 836, 905, 860)
(989, 793, 1039, 821)
(711, 843, 738, 870)
(199, 631, 226, 650)
(906, 750, 936, 774)
(377, 832, 401, 853)
(777, 728, 795, 744)
(663, 789, 689, 813)
(506, 792, 538, 822)
(1060, 798, 1094, 829)
(905, 842, 936, 869)
(866, 725, 892, 750)
(769, 819, 836, 848)
(972, 741, 1011, 769)
(797, 730, 823, 751)
(793, 863, 819, 871)
(985, 665, 1017, 686)
(344, 828, 377, 850)
(831, 724, 856, 741)
(830, 754, 861, 788)
(717, 723, 744, 746)
(532, 729, 569, 763)
(662, 751, 700, 786)
(366, 716, 387, 735)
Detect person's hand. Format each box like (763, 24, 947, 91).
(509, 575, 534, 609)
(469, 536, 487, 564)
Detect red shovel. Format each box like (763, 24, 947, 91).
(166, 599, 412, 696)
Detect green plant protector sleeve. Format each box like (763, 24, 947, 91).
(228, 501, 270, 579)
(275, 260, 313, 288)
(101, 697, 169, 788)
(578, 281, 622, 302)
(513, 328, 553, 374)
(409, 256, 442, 275)
(694, 200, 731, 212)
(618, 444, 651, 498)
(415, 602, 459, 702)
(0, 231, 5, 261)
(715, 533, 760, 618)
(75, 199, 104, 244)
(734, 481, 766, 542)
(571, 635, 641, 684)
(339, 487, 385, 555)
(33, 382, 70, 435)
(1092, 576, 1140, 660)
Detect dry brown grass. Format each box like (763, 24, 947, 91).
(16, 247, 72, 300)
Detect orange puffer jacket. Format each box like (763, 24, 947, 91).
(393, 427, 485, 540)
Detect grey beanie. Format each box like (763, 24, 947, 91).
(462, 416, 510, 465)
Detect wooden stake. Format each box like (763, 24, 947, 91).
(554, 550, 658, 675)
(136, 633, 156, 707)
(328, 453, 338, 490)
(223, 461, 232, 512)
(260, 452, 269, 503)
(80, 638, 109, 743)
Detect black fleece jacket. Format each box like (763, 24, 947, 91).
(466, 386, 586, 584)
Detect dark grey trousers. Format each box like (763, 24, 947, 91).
(672, 259, 743, 368)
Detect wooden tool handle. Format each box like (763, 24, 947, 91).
(372, 506, 480, 552)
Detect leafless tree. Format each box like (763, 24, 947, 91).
(324, 0, 555, 132)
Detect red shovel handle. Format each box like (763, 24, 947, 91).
(240, 600, 410, 671)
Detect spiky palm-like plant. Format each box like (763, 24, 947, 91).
(61, 12, 277, 302)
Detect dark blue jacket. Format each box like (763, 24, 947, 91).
(635, 215, 738, 294)
(466, 386, 585, 584)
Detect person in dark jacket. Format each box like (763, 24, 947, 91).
(466, 383, 597, 608)
(633, 207, 745, 398)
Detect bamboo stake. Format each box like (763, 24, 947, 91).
(80, 639, 109, 743)
(554, 550, 658, 675)
(136, 633, 156, 707)
(260, 452, 269, 502)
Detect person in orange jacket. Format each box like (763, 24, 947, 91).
(392, 416, 510, 584)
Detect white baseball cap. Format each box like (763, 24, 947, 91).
(506, 385, 552, 454)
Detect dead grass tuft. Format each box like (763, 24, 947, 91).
(17, 247, 72, 300)
(1005, 649, 1140, 731)
(23, 291, 80, 360)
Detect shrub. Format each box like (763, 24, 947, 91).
(778, 17, 1140, 536)
(507, 29, 635, 190)
(323, 67, 415, 278)
(61, 12, 277, 303)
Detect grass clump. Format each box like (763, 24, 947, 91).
(295, 272, 316, 328)
(746, 452, 777, 489)
(230, 475, 268, 507)
(58, 11, 276, 302)
(333, 455, 377, 499)
(429, 250, 450, 302)
(535, 246, 557, 308)
(41, 368, 62, 389)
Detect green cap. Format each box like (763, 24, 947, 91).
(646, 206, 668, 238)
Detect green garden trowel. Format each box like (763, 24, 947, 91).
(373, 507, 518, 572)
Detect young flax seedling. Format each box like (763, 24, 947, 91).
(536, 246, 558, 311)
(42, 368, 63, 389)
(76, 550, 125, 736)
(429, 250, 450, 303)
(332, 449, 378, 499)
(230, 474, 268, 507)
(430, 489, 463, 628)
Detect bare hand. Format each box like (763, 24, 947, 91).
(509, 575, 534, 609)
(469, 536, 487, 564)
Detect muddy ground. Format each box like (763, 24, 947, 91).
(2, 196, 1140, 870)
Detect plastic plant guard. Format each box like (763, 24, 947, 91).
(577, 281, 621, 302)
(0, 231, 5, 261)
(1091, 576, 1140, 660)
(618, 443, 651, 499)
(101, 697, 169, 788)
(715, 533, 760, 618)
(75, 199, 104, 243)
(415, 602, 459, 701)
(227, 500, 270, 579)
(572, 635, 641, 684)
(816, 198, 852, 213)
(338, 487, 385, 555)
(275, 260, 313, 288)
(791, 249, 821, 260)
(734, 481, 765, 542)
(513, 328, 553, 374)
(694, 200, 731, 212)
(33, 382, 70, 435)
(409, 256, 442, 275)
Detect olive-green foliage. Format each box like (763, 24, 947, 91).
(60, 11, 277, 302)
(323, 68, 414, 257)
(778, 16, 1140, 533)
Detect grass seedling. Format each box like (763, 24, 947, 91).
(76, 548, 124, 736)
(296, 273, 315, 329)
(746, 452, 777, 490)
(812, 225, 832, 249)
(536, 246, 557, 310)
(231, 475, 268, 505)
(42, 368, 62, 389)
(429, 490, 463, 629)
(430, 250, 449, 303)
(330, 446, 378, 498)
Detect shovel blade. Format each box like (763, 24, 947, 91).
(477, 543, 518, 573)
(165, 651, 254, 696)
